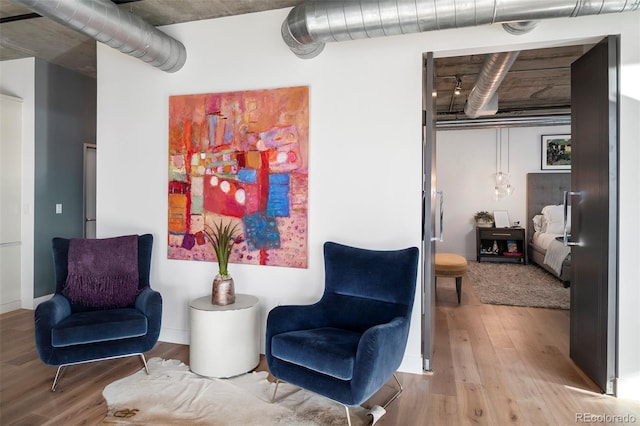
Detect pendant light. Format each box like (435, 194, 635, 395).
(505, 128, 514, 196)
(494, 128, 514, 200)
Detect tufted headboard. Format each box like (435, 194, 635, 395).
(526, 173, 571, 242)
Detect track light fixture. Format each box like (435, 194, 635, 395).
(454, 76, 462, 96)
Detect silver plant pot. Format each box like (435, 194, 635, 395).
(212, 274, 235, 305)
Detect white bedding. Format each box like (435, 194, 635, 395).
(530, 202, 571, 279)
(544, 239, 571, 276)
(532, 231, 570, 276)
(532, 231, 562, 250)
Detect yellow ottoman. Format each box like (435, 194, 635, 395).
(435, 253, 468, 304)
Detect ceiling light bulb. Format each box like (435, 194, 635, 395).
(454, 77, 462, 96)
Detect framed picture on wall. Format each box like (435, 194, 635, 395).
(541, 134, 571, 170)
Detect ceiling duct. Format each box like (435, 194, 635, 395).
(437, 115, 572, 130)
(502, 20, 539, 35)
(464, 51, 520, 118)
(282, 0, 639, 59)
(15, 0, 186, 73)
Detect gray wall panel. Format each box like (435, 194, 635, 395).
(33, 59, 96, 298)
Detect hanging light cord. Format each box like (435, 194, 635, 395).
(496, 128, 500, 175)
(507, 128, 510, 175)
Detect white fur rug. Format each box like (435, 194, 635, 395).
(101, 358, 385, 425)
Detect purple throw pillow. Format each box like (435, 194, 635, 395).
(63, 235, 139, 309)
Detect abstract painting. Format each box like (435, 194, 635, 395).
(541, 134, 571, 170)
(168, 86, 308, 268)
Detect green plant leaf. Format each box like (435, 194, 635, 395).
(202, 221, 241, 276)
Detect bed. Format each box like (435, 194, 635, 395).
(526, 173, 571, 285)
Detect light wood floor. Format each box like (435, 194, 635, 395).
(2, 277, 639, 425)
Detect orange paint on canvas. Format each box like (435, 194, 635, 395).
(168, 194, 188, 234)
(167, 86, 309, 268)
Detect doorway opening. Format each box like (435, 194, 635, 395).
(83, 143, 97, 238)
(422, 36, 618, 395)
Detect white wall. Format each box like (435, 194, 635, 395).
(0, 58, 35, 310)
(436, 125, 570, 259)
(616, 17, 640, 400)
(97, 8, 424, 372)
(96, 8, 640, 395)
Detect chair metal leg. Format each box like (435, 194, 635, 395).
(271, 379, 280, 403)
(51, 365, 66, 392)
(269, 375, 398, 425)
(342, 375, 403, 426)
(382, 373, 404, 409)
(344, 405, 352, 426)
(140, 353, 149, 374)
(49, 352, 148, 391)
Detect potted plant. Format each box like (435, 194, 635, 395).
(474, 211, 494, 228)
(203, 221, 241, 305)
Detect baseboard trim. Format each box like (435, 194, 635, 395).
(159, 327, 189, 346)
(616, 375, 640, 401)
(398, 353, 424, 375)
(1, 300, 22, 314)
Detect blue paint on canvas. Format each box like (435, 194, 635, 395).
(267, 174, 290, 217)
(238, 168, 257, 183)
(243, 212, 281, 251)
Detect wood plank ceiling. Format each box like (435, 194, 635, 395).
(1, 0, 588, 120)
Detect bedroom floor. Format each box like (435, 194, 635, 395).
(2, 278, 639, 425)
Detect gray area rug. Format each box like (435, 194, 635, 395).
(466, 261, 569, 309)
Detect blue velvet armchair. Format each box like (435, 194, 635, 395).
(35, 234, 162, 391)
(266, 241, 419, 423)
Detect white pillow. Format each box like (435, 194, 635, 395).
(541, 204, 570, 234)
(546, 220, 564, 234)
(533, 215, 544, 233)
(541, 204, 563, 223)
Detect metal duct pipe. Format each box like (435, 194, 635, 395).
(282, 0, 639, 59)
(502, 20, 539, 35)
(464, 51, 520, 118)
(15, 0, 186, 73)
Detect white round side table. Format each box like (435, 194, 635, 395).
(189, 294, 260, 378)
